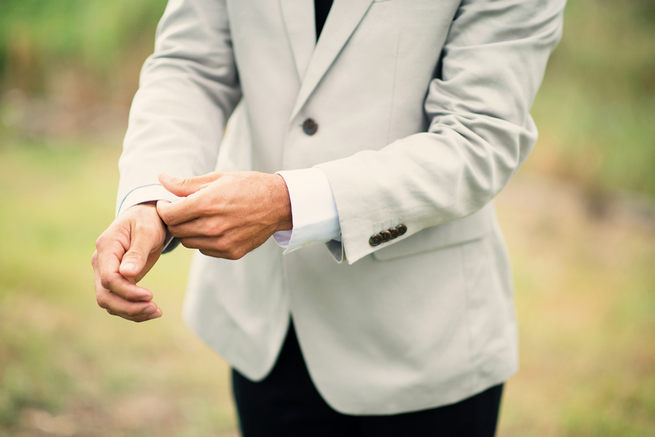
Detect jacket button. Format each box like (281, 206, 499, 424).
(302, 118, 318, 135)
(388, 227, 399, 239)
(369, 234, 383, 247)
(396, 224, 407, 236)
(380, 230, 392, 242)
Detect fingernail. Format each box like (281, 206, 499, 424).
(142, 305, 157, 315)
(121, 262, 136, 272)
(147, 309, 162, 320)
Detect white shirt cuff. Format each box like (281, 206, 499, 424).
(116, 184, 181, 217)
(274, 168, 340, 253)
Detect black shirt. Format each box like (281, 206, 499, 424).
(315, 0, 333, 40)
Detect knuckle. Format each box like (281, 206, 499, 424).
(209, 221, 224, 237)
(96, 295, 107, 309)
(100, 276, 112, 290)
(231, 247, 247, 260)
(213, 240, 229, 253)
(198, 199, 214, 216)
(167, 225, 180, 237)
(222, 243, 244, 260)
(127, 248, 145, 259)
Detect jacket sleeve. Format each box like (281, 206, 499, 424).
(116, 0, 241, 215)
(316, 0, 566, 264)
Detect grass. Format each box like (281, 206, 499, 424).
(0, 0, 165, 85)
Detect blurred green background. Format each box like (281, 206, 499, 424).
(0, 0, 653, 435)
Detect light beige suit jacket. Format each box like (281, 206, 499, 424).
(118, 0, 565, 414)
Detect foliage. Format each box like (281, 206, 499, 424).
(530, 0, 655, 196)
(0, 0, 165, 90)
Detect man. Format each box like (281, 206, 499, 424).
(92, 0, 565, 434)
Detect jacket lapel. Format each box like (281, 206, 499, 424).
(279, 0, 316, 81)
(286, 0, 375, 121)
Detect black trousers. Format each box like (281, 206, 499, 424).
(232, 321, 503, 437)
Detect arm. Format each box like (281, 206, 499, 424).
(117, 0, 241, 215)
(316, 0, 566, 263)
(93, 0, 241, 321)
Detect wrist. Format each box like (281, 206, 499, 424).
(272, 174, 293, 231)
(128, 202, 167, 245)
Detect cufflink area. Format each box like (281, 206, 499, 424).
(369, 224, 407, 247)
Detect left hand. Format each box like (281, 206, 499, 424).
(156, 171, 292, 259)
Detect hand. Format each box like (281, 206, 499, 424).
(156, 171, 292, 260)
(91, 203, 167, 322)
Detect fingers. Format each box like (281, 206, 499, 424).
(156, 197, 205, 226)
(95, 243, 153, 301)
(167, 217, 220, 239)
(157, 173, 224, 225)
(93, 207, 167, 322)
(180, 237, 248, 260)
(94, 272, 162, 322)
(119, 221, 163, 281)
(158, 173, 218, 197)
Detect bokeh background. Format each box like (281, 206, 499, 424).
(1, 0, 654, 435)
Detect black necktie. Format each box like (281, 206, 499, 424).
(314, 0, 333, 40)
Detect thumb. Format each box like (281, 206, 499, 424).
(119, 226, 157, 279)
(158, 173, 218, 197)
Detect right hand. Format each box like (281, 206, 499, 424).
(91, 203, 167, 322)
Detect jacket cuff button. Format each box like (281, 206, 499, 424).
(369, 234, 383, 247)
(380, 230, 392, 242)
(395, 224, 407, 236)
(388, 227, 399, 239)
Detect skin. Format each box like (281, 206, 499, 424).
(91, 171, 292, 322)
